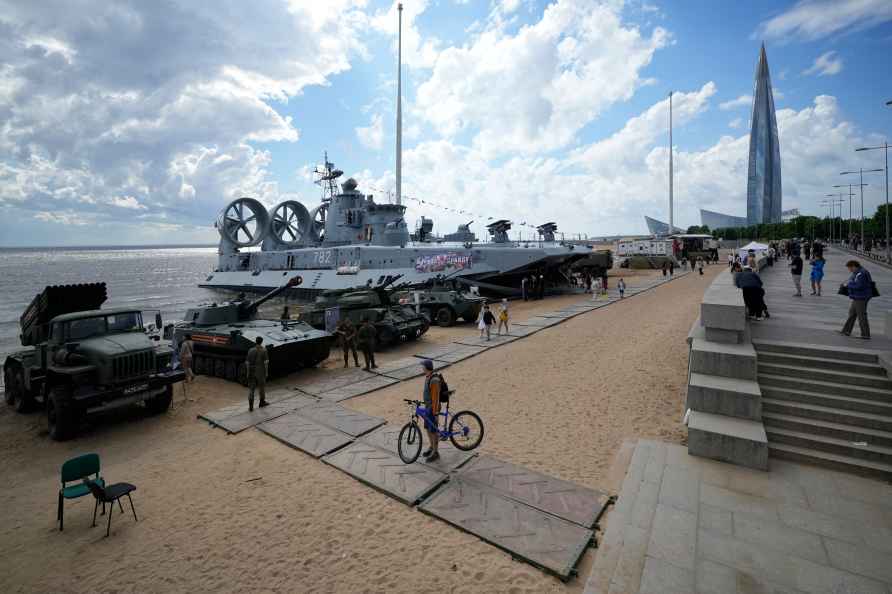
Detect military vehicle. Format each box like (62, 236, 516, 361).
(3, 283, 184, 440)
(171, 276, 332, 385)
(570, 249, 614, 277)
(392, 279, 486, 327)
(200, 155, 591, 299)
(300, 276, 430, 349)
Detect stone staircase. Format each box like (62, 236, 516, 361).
(755, 340, 892, 480)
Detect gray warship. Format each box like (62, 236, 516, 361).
(200, 157, 591, 298)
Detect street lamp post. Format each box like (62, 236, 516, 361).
(856, 142, 890, 262)
(841, 169, 882, 247)
(831, 186, 851, 238)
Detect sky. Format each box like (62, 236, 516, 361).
(1, 0, 891, 246)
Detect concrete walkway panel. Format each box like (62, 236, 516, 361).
(299, 402, 386, 437)
(257, 412, 353, 458)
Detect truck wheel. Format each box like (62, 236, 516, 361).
(47, 385, 79, 441)
(225, 361, 237, 381)
(145, 385, 173, 415)
(377, 328, 395, 349)
(237, 362, 249, 386)
(8, 368, 31, 413)
(435, 306, 455, 327)
(4, 367, 20, 406)
(214, 359, 226, 378)
(194, 356, 207, 375)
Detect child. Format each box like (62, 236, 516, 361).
(477, 304, 487, 338)
(481, 304, 495, 341)
(497, 299, 509, 336)
(618, 278, 626, 299)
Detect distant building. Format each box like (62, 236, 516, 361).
(746, 44, 783, 225)
(644, 216, 684, 236)
(782, 208, 800, 222)
(701, 209, 747, 229)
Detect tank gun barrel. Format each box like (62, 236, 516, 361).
(243, 276, 303, 313)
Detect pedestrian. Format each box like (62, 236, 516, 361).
(840, 260, 874, 339)
(669, 260, 675, 277)
(481, 304, 495, 341)
(538, 273, 545, 299)
(768, 246, 775, 266)
(357, 316, 378, 370)
(521, 275, 529, 301)
(178, 334, 195, 401)
(591, 276, 601, 301)
(601, 272, 608, 294)
(662, 261, 668, 277)
(790, 252, 803, 297)
(727, 252, 734, 268)
(746, 250, 756, 269)
(335, 318, 360, 368)
(803, 242, 811, 261)
(419, 359, 443, 462)
(734, 266, 769, 319)
(246, 336, 268, 412)
(584, 273, 592, 294)
(810, 254, 825, 296)
(697, 256, 705, 275)
(497, 298, 509, 336)
(618, 278, 626, 298)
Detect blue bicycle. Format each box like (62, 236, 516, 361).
(398, 395, 484, 464)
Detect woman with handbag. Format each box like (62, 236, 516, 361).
(840, 260, 874, 339)
(809, 255, 825, 296)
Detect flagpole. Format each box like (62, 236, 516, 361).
(395, 3, 403, 206)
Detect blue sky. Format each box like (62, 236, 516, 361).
(1, 0, 891, 246)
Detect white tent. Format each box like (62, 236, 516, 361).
(738, 241, 769, 260)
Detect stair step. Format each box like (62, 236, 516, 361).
(762, 398, 892, 433)
(756, 352, 886, 377)
(761, 385, 892, 416)
(763, 412, 892, 448)
(768, 443, 892, 481)
(759, 373, 892, 403)
(765, 426, 892, 465)
(753, 340, 878, 364)
(758, 363, 892, 390)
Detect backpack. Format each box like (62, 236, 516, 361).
(430, 372, 451, 402)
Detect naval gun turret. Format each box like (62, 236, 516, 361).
(174, 276, 333, 384)
(486, 220, 512, 243)
(537, 222, 558, 242)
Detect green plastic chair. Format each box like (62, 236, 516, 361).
(58, 453, 106, 531)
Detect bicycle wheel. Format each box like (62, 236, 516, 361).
(448, 411, 484, 451)
(397, 421, 423, 464)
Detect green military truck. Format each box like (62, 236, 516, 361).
(2, 283, 185, 440)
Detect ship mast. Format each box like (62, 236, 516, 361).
(395, 3, 403, 206)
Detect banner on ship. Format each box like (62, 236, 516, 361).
(414, 252, 472, 273)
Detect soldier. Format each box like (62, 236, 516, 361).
(246, 336, 269, 412)
(335, 318, 360, 368)
(356, 317, 378, 370)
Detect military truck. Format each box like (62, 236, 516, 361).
(301, 276, 429, 348)
(3, 283, 184, 440)
(171, 276, 333, 384)
(392, 279, 486, 327)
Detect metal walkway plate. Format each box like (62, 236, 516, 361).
(540, 311, 577, 319)
(199, 389, 305, 424)
(414, 344, 460, 361)
(436, 344, 488, 363)
(294, 368, 377, 396)
(316, 375, 400, 402)
(323, 442, 448, 505)
(361, 425, 476, 472)
(201, 393, 319, 434)
(419, 477, 593, 580)
(257, 411, 353, 457)
(372, 357, 430, 380)
(508, 325, 541, 337)
(457, 455, 610, 528)
(299, 402, 386, 437)
(453, 334, 519, 348)
(514, 317, 561, 327)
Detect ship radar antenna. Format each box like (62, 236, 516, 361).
(314, 150, 343, 202)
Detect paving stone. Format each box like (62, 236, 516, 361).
(696, 559, 737, 594)
(726, 469, 809, 508)
(315, 375, 400, 402)
(637, 556, 694, 594)
(789, 554, 887, 594)
(657, 464, 700, 513)
(646, 504, 696, 570)
(298, 402, 386, 437)
(604, 524, 648, 594)
(629, 480, 660, 532)
(805, 487, 892, 527)
(732, 511, 827, 564)
(700, 483, 780, 522)
(642, 443, 667, 485)
(698, 529, 798, 590)
(823, 537, 892, 585)
(777, 503, 864, 544)
(699, 503, 733, 537)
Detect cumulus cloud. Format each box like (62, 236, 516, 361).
(719, 95, 752, 110)
(802, 51, 843, 76)
(371, 0, 442, 69)
(729, 117, 744, 129)
(356, 114, 386, 150)
(0, 0, 367, 242)
(756, 0, 892, 41)
(414, 0, 668, 156)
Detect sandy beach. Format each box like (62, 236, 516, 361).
(0, 265, 722, 594)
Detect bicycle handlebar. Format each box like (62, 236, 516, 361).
(403, 398, 423, 405)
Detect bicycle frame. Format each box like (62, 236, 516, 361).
(405, 399, 459, 439)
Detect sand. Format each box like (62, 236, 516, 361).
(0, 265, 722, 594)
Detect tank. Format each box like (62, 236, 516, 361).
(392, 278, 486, 327)
(300, 276, 430, 349)
(172, 277, 333, 384)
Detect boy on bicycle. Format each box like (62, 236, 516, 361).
(420, 359, 442, 462)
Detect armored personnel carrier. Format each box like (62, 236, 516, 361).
(172, 277, 332, 385)
(3, 283, 184, 440)
(300, 276, 429, 349)
(392, 279, 486, 327)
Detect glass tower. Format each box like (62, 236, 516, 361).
(746, 44, 782, 225)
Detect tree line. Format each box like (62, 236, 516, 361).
(703, 205, 892, 241)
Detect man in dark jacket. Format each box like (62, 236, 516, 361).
(790, 253, 803, 297)
(335, 318, 360, 368)
(841, 260, 873, 339)
(734, 266, 769, 319)
(356, 317, 378, 369)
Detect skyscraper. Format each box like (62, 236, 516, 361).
(746, 44, 782, 225)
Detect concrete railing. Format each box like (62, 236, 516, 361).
(686, 256, 769, 470)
